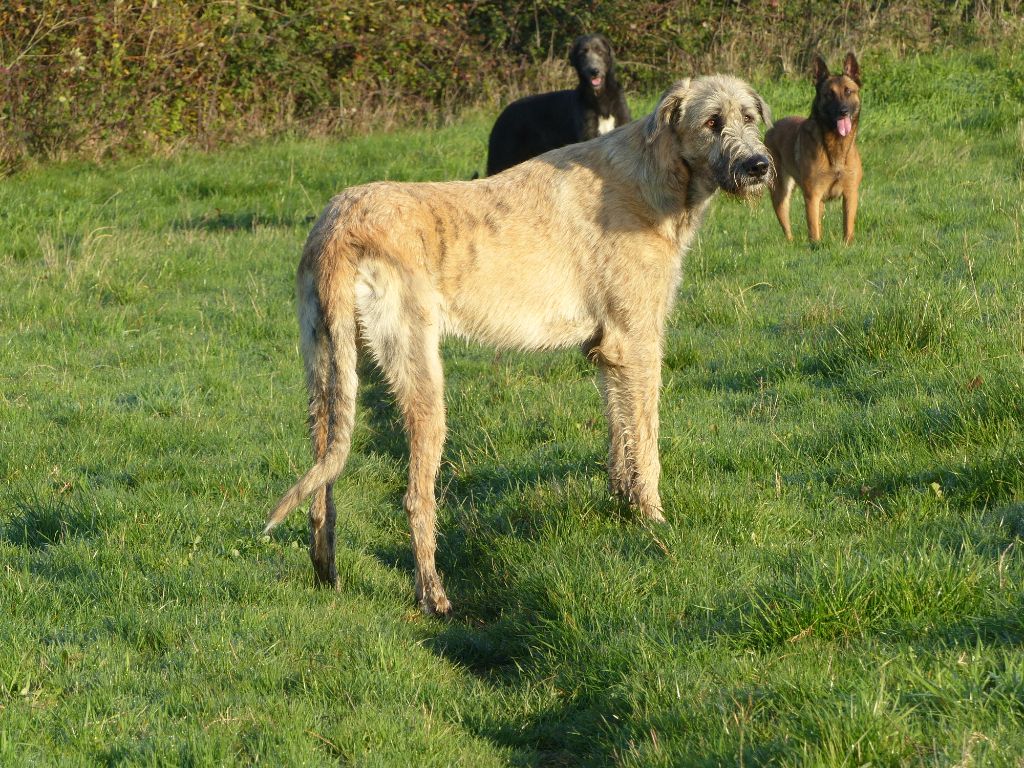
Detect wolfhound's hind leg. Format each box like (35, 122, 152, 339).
(299, 281, 339, 588)
(298, 269, 358, 588)
(360, 267, 451, 615)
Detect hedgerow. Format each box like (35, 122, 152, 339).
(1, 0, 1020, 171)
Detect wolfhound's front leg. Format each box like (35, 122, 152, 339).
(602, 329, 667, 524)
(598, 363, 631, 500)
(623, 349, 665, 523)
(596, 331, 665, 522)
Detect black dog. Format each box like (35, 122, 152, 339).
(484, 34, 631, 176)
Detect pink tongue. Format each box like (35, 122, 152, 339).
(837, 116, 852, 137)
(591, 77, 603, 87)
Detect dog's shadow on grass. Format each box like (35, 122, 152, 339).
(361, 363, 606, 578)
(0, 488, 103, 550)
(356, 354, 627, 763)
(173, 210, 313, 233)
(355, 355, 409, 463)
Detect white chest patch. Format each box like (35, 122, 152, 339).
(597, 115, 616, 135)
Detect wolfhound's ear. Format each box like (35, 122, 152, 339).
(750, 88, 773, 128)
(645, 79, 690, 144)
(812, 55, 830, 86)
(569, 35, 586, 65)
(843, 52, 861, 85)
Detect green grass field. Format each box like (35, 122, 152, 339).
(2, 47, 1023, 766)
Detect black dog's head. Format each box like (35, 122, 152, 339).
(570, 34, 615, 96)
(811, 52, 861, 138)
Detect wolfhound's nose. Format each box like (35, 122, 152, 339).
(744, 156, 771, 178)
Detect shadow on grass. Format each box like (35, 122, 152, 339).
(349, 353, 631, 764)
(848, 452, 1024, 519)
(0, 488, 103, 549)
(356, 355, 408, 463)
(173, 210, 312, 232)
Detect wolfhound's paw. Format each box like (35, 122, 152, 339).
(420, 593, 453, 617)
(417, 581, 452, 617)
(644, 507, 667, 524)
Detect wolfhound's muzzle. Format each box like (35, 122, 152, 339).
(719, 151, 775, 196)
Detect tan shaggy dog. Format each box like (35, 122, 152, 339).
(765, 53, 862, 244)
(264, 75, 774, 615)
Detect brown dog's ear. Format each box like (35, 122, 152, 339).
(843, 52, 861, 85)
(812, 55, 830, 86)
(749, 88, 773, 128)
(645, 79, 690, 144)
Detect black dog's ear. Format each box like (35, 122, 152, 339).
(594, 34, 615, 72)
(569, 35, 586, 67)
(843, 52, 861, 85)
(812, 55, 830, 86)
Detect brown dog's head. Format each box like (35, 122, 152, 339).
(812, 52, 861, 138)
(645, 75, 774, 200)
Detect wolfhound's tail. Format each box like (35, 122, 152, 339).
(264, 222, 359, 534)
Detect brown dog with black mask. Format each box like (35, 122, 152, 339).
(766, 53, 862, 244)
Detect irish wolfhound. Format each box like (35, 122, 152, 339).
(265, 75, 773, 616)
(485, 33, 632, 176)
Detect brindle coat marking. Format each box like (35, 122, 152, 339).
(264, 75, 774, 616)
(765, 52, 862, 243)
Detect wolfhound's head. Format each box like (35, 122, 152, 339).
(570, 34, 615, 96)
(645, 75, 774, 199)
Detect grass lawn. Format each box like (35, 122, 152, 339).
(2, 47, 1023, 765)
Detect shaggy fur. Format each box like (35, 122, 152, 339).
(765, 52, 862, 243)
(265, 75, 774, 616)
(485, 34, 632, 176)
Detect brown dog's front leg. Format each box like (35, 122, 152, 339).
(842, 185, 859, 244)
(771, 175, 795, 241)
(805, 193, 824, 243)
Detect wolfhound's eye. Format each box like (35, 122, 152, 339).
(743, 114, 755, 124)
(844, 88, 852, 96)
(704, 116, 720, 131)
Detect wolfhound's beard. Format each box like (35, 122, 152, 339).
(733, 176, 772, 200)
(716, 168, 772, 199)
(718, 153, 775, 199)
(713, 127, 775, 198)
